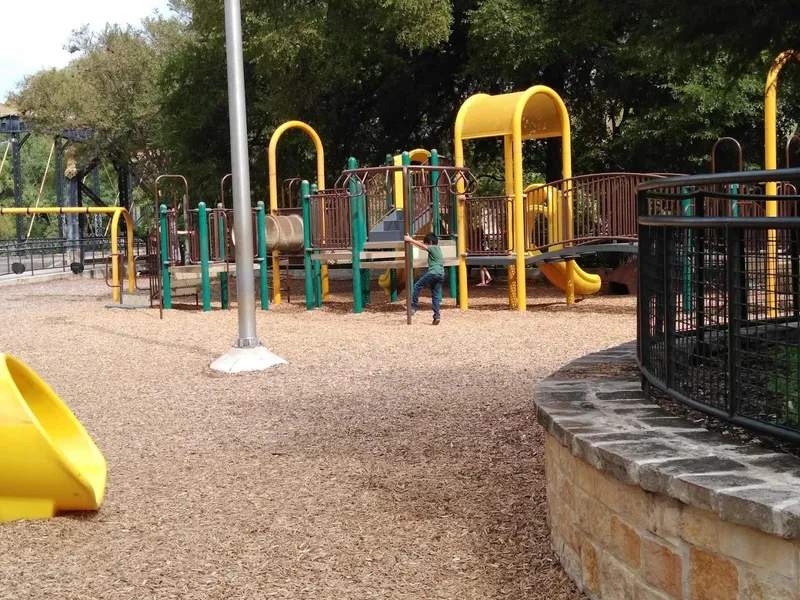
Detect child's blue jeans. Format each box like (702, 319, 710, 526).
(411, 272, 445, 320)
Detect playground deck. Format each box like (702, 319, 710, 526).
(0, 278, 636, 600)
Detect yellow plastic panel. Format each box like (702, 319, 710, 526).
(459, 92, 524, 140)
(0, 354, 107, 522)
(519, 93, 562, 140)
(459, 91, 563, 141)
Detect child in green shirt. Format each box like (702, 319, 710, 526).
(404, 232, 445, 325)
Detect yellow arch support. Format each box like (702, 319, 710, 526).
(268, 121, 327, 304)
(764, 50, 800, 317)
(0, 206, 135, 303)
(0, 353, 107, 522)
(454, 86, 573, 311)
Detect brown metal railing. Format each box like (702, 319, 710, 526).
(309, 190, 351, 249)
(464, 196, 512, 254)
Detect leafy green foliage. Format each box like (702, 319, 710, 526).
(6, 0, 800, 209)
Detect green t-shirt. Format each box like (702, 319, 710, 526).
(426, 245, 445, 276)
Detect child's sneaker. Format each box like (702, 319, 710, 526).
(432, 319, 440, 326)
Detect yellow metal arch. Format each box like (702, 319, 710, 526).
(268, 121, 327, 303)
(454, 86, 573, 311)
(0, 206, 135, 303)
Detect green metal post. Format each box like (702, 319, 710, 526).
(301, 181, 315, 310)
(385, 153, 394, 212)
(217, 203, 229, 309)
(681, 187, 693, 314)
(402, 151, 415, 293)
(731, 183, 740, 217)
(257, 201, 269, 310)
(198, 202, 212, 311)
(311, 183, 323, 308)
(159, 204, 172, 309)
(349, 157, 363, 313)
(358, 176, 370, 307)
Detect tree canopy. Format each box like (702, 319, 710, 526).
(7, 0, 800, 205)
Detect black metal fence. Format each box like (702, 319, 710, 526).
(0, 237, 148, 278)
(638, 168, 800, 443)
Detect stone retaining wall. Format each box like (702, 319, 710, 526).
(534, 342, 800, 600)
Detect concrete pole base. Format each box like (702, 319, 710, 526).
(210, 344, 287, 373)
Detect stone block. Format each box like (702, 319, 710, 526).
(639, 457, 748, 497)
(633, 581, 671, 600)
(679, 505, 719, 550)
(600, 552, 636, 600)
(646, 496, 682, 542)
(670, 473, 764, 513)
(642, 537, 684, 599)
(561, 541, 583, 589)
(610, 515, 642, 569)
(581, 536, 602, 596)
(741, 569, 795, 600)
(717, 520, 797, 579)
(561, 474, 576, 509)
(618, 481, 651, 524)
(717, 486, 800, 537)
(595, 468, 621, 512)
(562, 509, 582, 554)
(574, 485, 612, 542)
(574, 455, 598, 494)
(560, 442, 578, 483)
(689, 546, 739, 600)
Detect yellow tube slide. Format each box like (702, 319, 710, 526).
(379, 269, 405, 295)
(525, 183, 600, 296)
(0, 354, 107, 522)
(536, 261, 601, 295)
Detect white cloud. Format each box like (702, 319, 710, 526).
(1, 0, 173, 100)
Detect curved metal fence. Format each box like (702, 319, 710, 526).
(637, 168, 800, 443)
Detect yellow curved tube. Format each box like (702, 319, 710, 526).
(268, 121, 327, 303)
(0, 354, 106, 522)
(523, 184, 600, 296)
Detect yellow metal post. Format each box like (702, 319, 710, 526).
(0, 207, 135, 302)
(454, 94, 490, 310)
(268, 121, 328, 304)
(504, 136, 518, 309)
(511, 125, 527, 312)
(764, 51, 799, 317)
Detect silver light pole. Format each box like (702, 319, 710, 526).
(211, 0, 286, 373)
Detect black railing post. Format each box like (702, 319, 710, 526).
(665, 226, 676, 389)
(636, 189, 649, 370)
(694, 191, 706, 347)
(727, 227, 742, 419)
(791, 216, 800, 321)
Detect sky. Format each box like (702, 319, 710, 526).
(1, 0, 173, 101)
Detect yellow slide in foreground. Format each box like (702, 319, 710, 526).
(537, 259, 602, 296)
(0, 354, 107, 522)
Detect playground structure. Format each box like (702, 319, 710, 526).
(133, 53, 800, 316)
(0, 353, 107, 522)
(0, 206, 136, 302)
(144, 95, 691, 316)
(0, 113, 146, 284)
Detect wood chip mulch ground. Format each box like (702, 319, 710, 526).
(0, 278, 637, 599)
